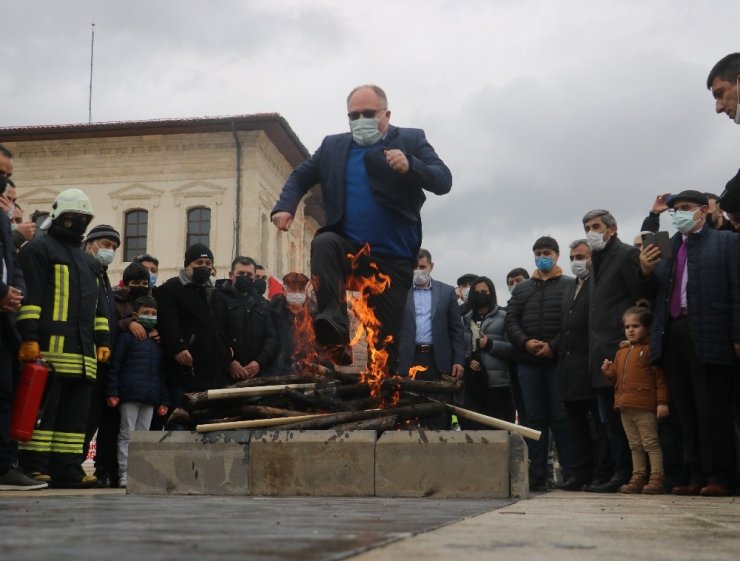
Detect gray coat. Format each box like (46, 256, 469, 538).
(463, 306, 513, 387)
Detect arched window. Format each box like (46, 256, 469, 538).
(124, 209, 148, 262)
(187, 207, 211, 249)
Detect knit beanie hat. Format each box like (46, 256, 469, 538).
(184, 243, 214, 266)
(85, 224, 121, 246)
(122, 262, 150, 284)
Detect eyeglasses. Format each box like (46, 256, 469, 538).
(347, 108, 386, 121)
(667, 205, 702, 215)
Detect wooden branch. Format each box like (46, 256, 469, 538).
(444, 403, 541, 441)
(333, 416, 397, 431)
(195, 413, 332, 433)
(277, 402, 445, 430)
(380, 377, 462, 394)
(182, 383, 318, 410)
(240, 405, 308, 419)
(231, 374, 315, 388)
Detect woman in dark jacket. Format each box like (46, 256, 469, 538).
(462, 276, 515, 426)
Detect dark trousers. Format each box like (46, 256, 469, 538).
(517, 361, 573, 481)
(0, 346, 16, 473)
(18, 376, 93, 482)
(410, 351, 451, 430)
(594, 387, 632, 480)
(310, 232, 414, 373)
(564, 399, 613, 483)
(662, 316, 736, 487)
(83, 369, 120, 481)
(460, 369, 515, 428)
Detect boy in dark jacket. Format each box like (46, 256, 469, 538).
(106, 296, 168, 488)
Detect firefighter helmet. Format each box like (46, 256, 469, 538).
(50, 189, 94, 220)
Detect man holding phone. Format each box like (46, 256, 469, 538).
(640, 190, 740, 496)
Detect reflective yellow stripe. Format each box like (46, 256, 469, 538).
(52, 264, 69, 322)
(30, 429, 54, 441)
(50, 443, 83, 453)
(48, 335, 65, 354)
(94, 317, 109, 332)
(18, 305, 41, 322)
(53, 431, 84, 443)
(18, 441, 52, 452)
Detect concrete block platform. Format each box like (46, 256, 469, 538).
(128, 429, 528, 498)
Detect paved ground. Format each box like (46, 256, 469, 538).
(0, 489, 738, 561)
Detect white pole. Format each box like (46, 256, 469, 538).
(88, 23, 95, 124)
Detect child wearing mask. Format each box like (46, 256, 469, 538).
(601, 301, 669, 494)
(106, 296, 168, 488)
(114, 262, 152, 342)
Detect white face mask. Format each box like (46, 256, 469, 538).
(413, 269, 431, 287)
(286, 292, 306, 305)
(94, 247, 115, 266)
(349, 117, 381, 146)
(570, 259, 590, 279)
(461, 287, 470, 302)
(586, 230, 607, 252)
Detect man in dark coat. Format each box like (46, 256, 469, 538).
(557, 239, 612, 491)
(156, 244, 231, 408)
(581, 209, 640, 492)
(640, 190, 740, 496)
(271, 84, 452, 373)
(219, 256, 278, 381)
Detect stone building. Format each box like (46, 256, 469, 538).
(0, 114, 323, 283)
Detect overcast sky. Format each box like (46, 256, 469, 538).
(3, 0, 739, 301)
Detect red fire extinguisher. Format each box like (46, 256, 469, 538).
(10, 359, 52, 442)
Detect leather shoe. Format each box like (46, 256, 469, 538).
(313, 316, 348, 346)
(555, 477, 588, 491)
(585, 474, 628, 493)
(672, 483, 702, 496)
(700, 483, 731, 497)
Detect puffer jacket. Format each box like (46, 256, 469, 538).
(505, 267, 572, 364)
(463, 306, 513, 387)
(106, 331, 168, 406)
(604, 341, 669, 412)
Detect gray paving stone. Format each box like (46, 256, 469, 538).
(375, 429, 510, 498)
(508, 432, 530, 499)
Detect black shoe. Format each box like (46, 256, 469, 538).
(529, 477, 548, 492)
(555, 476, 588, 491)
(0, 468, 49, 491)
(50, 474, 100, 489)
(313, 316, 348, 346)
(585, 474, 629, 493)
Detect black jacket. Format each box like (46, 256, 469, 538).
(505, 269, 571, 365)
(559, 278, 593, 401)
(0, 212, 24, 350)
(156, 273, 231, 391)
(219, 284, 278, 371)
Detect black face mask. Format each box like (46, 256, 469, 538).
(234, 275, 253, 294)
(471, 292, 492, 309)
(191, 266, 211, 286)
(127, 286, 149, 301)
(60, 214, 89, 237)
(253, 278, 267, 296)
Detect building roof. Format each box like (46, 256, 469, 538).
(0, 113, 311, 167)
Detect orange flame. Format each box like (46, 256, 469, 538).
(289, 303, 321, 367)
(407, 365, 428, 380)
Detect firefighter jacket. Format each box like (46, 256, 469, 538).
(16, 232, 110, 380)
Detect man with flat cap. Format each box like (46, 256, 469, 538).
(640, 190, 740, 496)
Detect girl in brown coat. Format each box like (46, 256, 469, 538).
(602, 302, 670, 494)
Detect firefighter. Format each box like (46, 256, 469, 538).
(16, 189, 111, 488)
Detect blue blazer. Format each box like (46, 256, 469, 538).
(272, 125, 452, 251)
(397, 279, 465, 375)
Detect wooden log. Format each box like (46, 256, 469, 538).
(302, 362, 362, 384)
(231, 374, 315, 388)
(333, 383, 371, 398)
(182, 383, 318, 410)
(195, 413, 332, 433)
(240, 405, 307, 419)
(332, 416, 398, 431)
(444, 403, 541, 441)
(284, 388, 352, 413)
(277, 402, 445, 430)
(380, 377, 462, 394)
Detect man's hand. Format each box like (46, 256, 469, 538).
(271, 212, 293, 232)
(129, 321, 147, 341)
(535, 342, 554, 359)
(0, 286, 23, 312)
(0, 195, 11, 214)
(97, 347, 111, 363)
(148, 328, 161, 343)
(384, 149, 409, 174)
(18, 341, 40, 362)
(733, 342, 740, 358)
(16, 221, 36, 241)
(229, 360, 248, 380)
(244, 360, 261, 379)
(157, 405, 169, 416)
(524, 339, 544, 355)
(175, 350, 193, 366)
(639, 244, 662, 277)
(478, 335, 489, 349)
(451, 363, 464, 379)
(657, 404, 669, 419)
(106, 396, 120, 408)
(651, 193, 671, 214)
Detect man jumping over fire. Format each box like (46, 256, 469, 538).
(271, 84, 452, 373)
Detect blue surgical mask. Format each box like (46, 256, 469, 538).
(94, 247, 115, 266)
(535, 256, 554, 273)
(349, 118, 381, 146)
(671, 209, 698, 234)
(149, 272, 158, 287)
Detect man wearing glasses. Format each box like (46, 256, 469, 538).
(640, 190, 740, 496)
(271, 85, 452, 371)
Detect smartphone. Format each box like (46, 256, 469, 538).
(641, 231, 671, 259)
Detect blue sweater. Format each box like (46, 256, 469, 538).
(107, 332, 168, 406)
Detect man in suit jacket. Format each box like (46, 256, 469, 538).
(271, 85, 452, 371)
(397, 249, 464, 429)
(582, 209, 641, 492)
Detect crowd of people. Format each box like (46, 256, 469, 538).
(1, 54, 739, 498)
